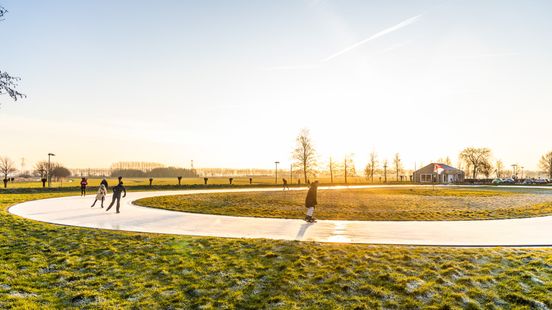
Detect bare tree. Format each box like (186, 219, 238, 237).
(393, 153, 402, 181)
(495, 160, 504, 178)
(0, 156, 16, 187)
(343, 154, 356, 184)
(0, 6, 25, 103)
(366, 151, 378, 182)
(437, 156, 452, 166)
(328, 157, 335, 184)
(34, 161, 49, 178)
(292, 128, 318, 183)
(459, 147, 492, 179)
(539, 151, 552, 179)
(480, 160, 493, 179)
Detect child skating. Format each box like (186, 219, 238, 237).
(91, 184, 107, 208)
(304, 180, 319, 223)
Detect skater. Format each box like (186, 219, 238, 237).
(304, 180, 319, 223)
(91, 184, 107, 208)
(100, 178, 109, 190)
(282, 178, 290, 190)
(80, 177, 88, 197)
(105, 181, 127, 214)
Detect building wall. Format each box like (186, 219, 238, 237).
(413, 164, 465, 183)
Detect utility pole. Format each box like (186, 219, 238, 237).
(47, 153, 55, 188)
(274, 161, 280, 184)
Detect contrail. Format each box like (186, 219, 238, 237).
(323, 14, 422, 62)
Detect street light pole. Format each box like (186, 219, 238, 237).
(47, 153, 55, 188)
(521, 166, 524, 179)
(274, 161, 280, 184)
(383, 162, 388, 183)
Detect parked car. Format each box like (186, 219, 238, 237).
(522, 179, 535, 185)
(492, 178, 503, 184)
(534, 178, 549, 184)
(502, 178, 515, 184)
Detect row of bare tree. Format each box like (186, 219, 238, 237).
(291, 129, 406, 183)
(457, 148, 552, 179)
(290, 129, 552, 182)
(0, 156, 71, 188)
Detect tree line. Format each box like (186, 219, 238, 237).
(111, 167, 199, 178)
(291, 129, 406, 183)
(290, 129, 552, 183)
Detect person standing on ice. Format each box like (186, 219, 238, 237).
(304, 180, 319, 223)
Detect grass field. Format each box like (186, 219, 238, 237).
(135, 186, 552, 221)
(2, 190, 552, 308)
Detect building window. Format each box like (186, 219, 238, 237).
(421, 174, 432, 182)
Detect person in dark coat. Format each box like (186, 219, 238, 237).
(282, 178, 290, 190)
(304, 180, 319, 223)
(80, 178, 88, 197)
(105, 182, 127, 214)
(100, 178, 109, 190)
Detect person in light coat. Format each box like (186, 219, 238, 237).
(91, 184, 107, 208)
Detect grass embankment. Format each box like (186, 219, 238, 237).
(2, 191, 552, 308)
(136, 187, 552, 221)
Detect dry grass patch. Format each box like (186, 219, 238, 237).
(136, 186, 552, 221)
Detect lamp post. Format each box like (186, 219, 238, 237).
(521, 166, 524, 179)
(274, 161, 280, 184)
(47, 153, 55, 188)
(383, 162, 388, 183)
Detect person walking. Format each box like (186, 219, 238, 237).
(100, 178, 109, 190)
(105, 181, 127, 214)
(282, 178, 290, 190)
(91, 184, 107, 208)
(80, 177, 88, 197)
(304, 180, 319, 223)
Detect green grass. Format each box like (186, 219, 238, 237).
(2, 191, 552, 308)
(135, 186, 552, 221)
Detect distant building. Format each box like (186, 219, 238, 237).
(412, 163, 465, 183)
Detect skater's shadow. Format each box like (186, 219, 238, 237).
(295, 223, 314, 240)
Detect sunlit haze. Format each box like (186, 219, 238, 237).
(1, 0, 551, 170)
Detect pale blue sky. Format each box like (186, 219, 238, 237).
(1, 0, 551, 171)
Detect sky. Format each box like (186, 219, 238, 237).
(1, 0, 551, 171)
